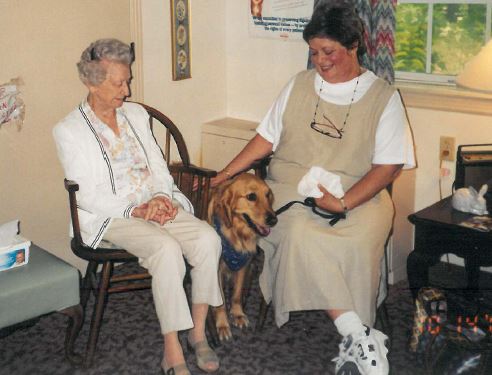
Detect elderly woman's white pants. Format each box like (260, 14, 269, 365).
(102, 208, 222, 334)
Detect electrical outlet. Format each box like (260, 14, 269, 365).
(439, 136, 455, 161)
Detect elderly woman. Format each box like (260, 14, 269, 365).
(53, 39, 221, 375)
(212, 5, 415, 375)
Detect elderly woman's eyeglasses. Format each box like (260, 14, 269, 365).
(309, 75, 360, 139)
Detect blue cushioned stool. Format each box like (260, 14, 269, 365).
(0, 244, 83, 364)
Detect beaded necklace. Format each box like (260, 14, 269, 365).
(310, 73, 360, 138)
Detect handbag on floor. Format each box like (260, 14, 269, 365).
(409, 287, 492, 374)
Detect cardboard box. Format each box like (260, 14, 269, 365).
(0, 235, 31, 272)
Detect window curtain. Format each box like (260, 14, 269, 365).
(310, 0, 396, 83)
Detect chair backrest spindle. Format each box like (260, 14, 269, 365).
(136, 103, 191, 166)
(165, 131, 171, 166)
(134, 102, 216, 218)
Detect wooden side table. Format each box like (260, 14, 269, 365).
(407, 197, 492, 299)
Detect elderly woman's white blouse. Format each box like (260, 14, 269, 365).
(89, 108, 154, 204)
(256, 70, 416, 169)
(53, 101, 192, 248)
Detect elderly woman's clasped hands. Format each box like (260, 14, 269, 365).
(132, 196, 178, 225)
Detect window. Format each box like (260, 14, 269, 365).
(395, 0, 492, 84)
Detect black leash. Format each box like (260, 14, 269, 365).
(275, 197, 345, 226)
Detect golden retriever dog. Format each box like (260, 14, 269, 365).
(208, 173, 277, 341)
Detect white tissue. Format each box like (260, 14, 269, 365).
(0, 220, 20, 248)
(297, 166, 345, 199)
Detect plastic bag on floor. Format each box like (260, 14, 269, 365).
(409, 287, 492, 374)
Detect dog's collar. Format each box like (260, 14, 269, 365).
(213, 215, 252, 272)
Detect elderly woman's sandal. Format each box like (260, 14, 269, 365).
(161, 359, 191, 375)
(187, 340, 220, 373)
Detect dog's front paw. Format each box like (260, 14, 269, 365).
(215, 308, 233, 341)
(231, 313, 250, 329)
(217, 324, 233, 341)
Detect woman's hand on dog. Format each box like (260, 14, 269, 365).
(211, 170, 229, 187)
(192, 170, 229, 191)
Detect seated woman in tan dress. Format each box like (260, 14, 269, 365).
(212, 5, 415, 375)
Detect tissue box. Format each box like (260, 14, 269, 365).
(0, 235, 31, 272)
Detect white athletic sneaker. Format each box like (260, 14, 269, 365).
(333, 326, 389, 375)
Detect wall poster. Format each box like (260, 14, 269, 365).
(249, 0, 314, 41)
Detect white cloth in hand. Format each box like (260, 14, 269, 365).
(297, 166, 345, 199)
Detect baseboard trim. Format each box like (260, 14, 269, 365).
(389, 263, 407, 285)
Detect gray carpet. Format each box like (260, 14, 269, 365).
(1, 260, 490, 375)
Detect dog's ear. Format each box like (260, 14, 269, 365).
(207, 191, 217, 224)
(220, 185, 235, 228)
(209, 180, 231, 225)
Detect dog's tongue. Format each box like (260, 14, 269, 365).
(257, 226, 271, 237)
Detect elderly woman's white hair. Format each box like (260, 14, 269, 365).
(77, 38, 134, 86)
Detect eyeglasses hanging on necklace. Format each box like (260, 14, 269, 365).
(310, 75, 360, 139)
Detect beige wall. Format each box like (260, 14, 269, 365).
(225, 2, 308, 121)
(141, 0, 227, 164)
(0, 0, 131, 270)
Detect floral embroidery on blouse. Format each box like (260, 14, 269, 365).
(85, 103, 154, 205)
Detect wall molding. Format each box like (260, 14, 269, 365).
(130, 0, 144, 102)
(397, 82, 492, 117)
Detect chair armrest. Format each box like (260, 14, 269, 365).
(64, 179, 79, 193)
(169, 163, 217, 220)
(169, 163, 217, 178)
(64, 179, 83, 245)
(64, 179, 137, 261)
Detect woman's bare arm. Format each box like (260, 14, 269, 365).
(315, 164, 403, 213)
(211, 134, 273, 186)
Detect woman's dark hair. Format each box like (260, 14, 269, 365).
(303, 4, 366, 62)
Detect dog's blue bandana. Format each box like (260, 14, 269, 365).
(213, 215, 252, 272)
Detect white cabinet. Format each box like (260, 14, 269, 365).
(201, 118, 258, 171)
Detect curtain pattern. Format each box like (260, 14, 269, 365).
(310, 0, 396, 83)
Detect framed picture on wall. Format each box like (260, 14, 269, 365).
(170, 0, 191, 80)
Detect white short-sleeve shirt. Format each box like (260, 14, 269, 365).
(256, 70, 416, 169)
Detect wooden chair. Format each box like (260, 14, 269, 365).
(250, 157, 393, 335)
(65, 104, 218, 367)
(138, 103, 214, 220)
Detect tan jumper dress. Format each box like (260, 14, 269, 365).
(258, 70, 395, 327)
